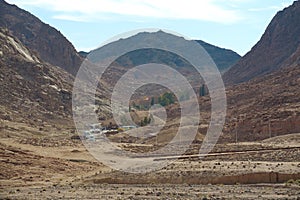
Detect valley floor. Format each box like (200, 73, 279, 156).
(2, 183, 300, 200)
(0, 132, 300, 199)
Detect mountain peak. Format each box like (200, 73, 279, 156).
(88, 30, 240, 73)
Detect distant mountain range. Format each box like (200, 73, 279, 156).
(80, 33, 240, 74)
(223, 0, 300, 85)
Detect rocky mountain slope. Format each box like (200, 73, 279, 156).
(0, 28, 75, 134)
(223, 62, 300, 142)
(0, 27, 112, 138)
(195, 40, 240, 73)
(0, 0, 82, 76)
(223, 0, 300, 85)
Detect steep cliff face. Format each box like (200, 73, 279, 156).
(0, 0, 82, 75)
(223, 1, 300, 85)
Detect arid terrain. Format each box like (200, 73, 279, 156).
(0, 130, 299, 199)
(1, 0, 300, 199)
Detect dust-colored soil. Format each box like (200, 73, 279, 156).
(2, 183, 300, 200)
(0, 133, 300, 199)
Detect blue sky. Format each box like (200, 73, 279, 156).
(6, 0, 295, 55)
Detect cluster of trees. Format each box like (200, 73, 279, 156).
(157, 92, 176, 106)
(150, 92, 176, 106)
(132, 84, 208, 112)
(129, 85, 209, 127)
(150, 92, 176, 107)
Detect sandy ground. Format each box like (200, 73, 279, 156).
(0, 133, 300, 199)
(2, 183, 300, 200)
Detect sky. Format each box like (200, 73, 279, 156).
(6, 0, 295, 56)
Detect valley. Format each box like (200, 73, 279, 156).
(0, 0, 300, 199)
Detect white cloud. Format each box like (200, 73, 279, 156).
(248, 2, 292, 12)
(6, 0, 242, 24)
(248, 6, 279, 12)
(53, 14, 90, 22)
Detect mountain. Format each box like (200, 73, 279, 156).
(0, 0, 82, 76)
(223, 1, 300, 85)
(83, 30, 240, 102)
(220, 1, 300, 141)
(85, 32, 240, 74)
(0, 28, 75, 134)
(195, 40, 240, 73)
(78, 51, 89, 58)
(0, 27, 114, 138)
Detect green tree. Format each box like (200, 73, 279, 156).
(143, 116, 148, 125)
(199, 84, 208, 97)
(158, 92, 175, 106)
(150, 97, 155, 106)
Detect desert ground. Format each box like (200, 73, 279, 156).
(0, 121, 299, 199)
